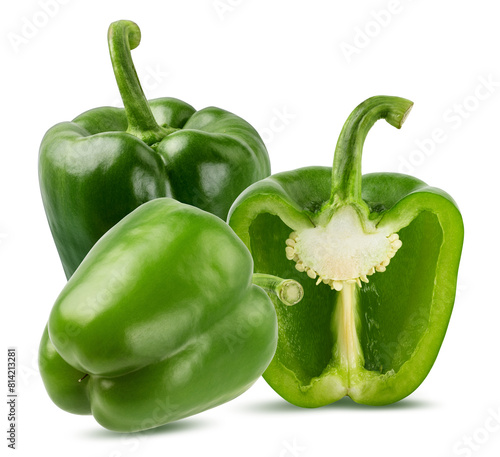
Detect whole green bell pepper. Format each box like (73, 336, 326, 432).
(39, 20, 270, 279)
(228, 96, 464, 406)
(39, 198, 302, 432)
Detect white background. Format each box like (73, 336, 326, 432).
(1, 0, 499, 456)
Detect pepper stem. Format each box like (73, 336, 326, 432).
(108, 20, 168, 145)
(330, 96, 413, 208)
(252, 274, 304, 306)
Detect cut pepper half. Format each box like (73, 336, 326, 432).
(228, 96, 464, 406)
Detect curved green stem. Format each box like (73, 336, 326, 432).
(330, 96, 413, 207)
(108, 20, 168, 145)
(252, 274, 304, 306)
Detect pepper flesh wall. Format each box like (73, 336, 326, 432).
(228, 96, 464, 406)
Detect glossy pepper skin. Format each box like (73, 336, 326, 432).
(228, 96, 464, 406)
(38, 198, 303, 432)
(39, 20, 270, 279)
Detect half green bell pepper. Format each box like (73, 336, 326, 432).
(39, 20, 270, 279)
(228, 96, 464, 406)
(39, 198, 302, 432)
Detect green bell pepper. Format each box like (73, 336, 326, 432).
(228, 96, 464, 406)
(39, 198, 302, 432)
(39, 20, 270, 279)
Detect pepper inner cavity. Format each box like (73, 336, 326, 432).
(285, 206, 402, 291)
